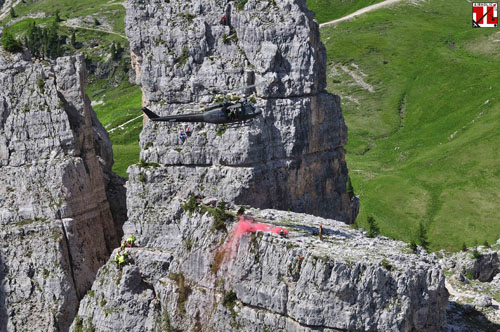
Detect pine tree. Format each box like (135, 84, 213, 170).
(410, 240, 418, 253)
(10, 7, 17, 18)
(25, 22, 42, 58)
(347, 176, 355, 199)
(461, 242, 467, 252)
(45, 21, 61, 59)
(472, 240, 482, 260)
(1, 30, 23, 53)
(110, 42, 116, 59)
(71, 31, 76, 47)
(116, 42, 123, 58)
(367, 216, 379, 238)
(93, 17, 100, 26)
(417, 222, 430, 251)
(55, 9, 62, 22)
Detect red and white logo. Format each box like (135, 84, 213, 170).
(473, 3, 498, 28)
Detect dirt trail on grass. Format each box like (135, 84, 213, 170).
(62, 22, 127, 39)
(108, 115, 142, 133)
(319, 0, 404, 27)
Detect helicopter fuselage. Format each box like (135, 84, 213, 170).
(143, 101, 261, 124)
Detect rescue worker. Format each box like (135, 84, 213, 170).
(185, 126, 192, 137)
(127, 232, 136, 247)
(114, 250, 121, 264)
(118, 253, 126, 268)
(220, 15, 227, 26)
(123, 249, 129, 260)
(120, 239, 127, 250)
(318, 224, 323, 241)
(179, 129, 186, 143)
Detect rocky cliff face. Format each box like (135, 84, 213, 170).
(0, 51, 123, 331)
(69, 1, 448, 331)
(74, 208, 448, 332)
(125, 0, 357, 223)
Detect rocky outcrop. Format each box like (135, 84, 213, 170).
(440, 244, 500, 330)
(0, 51, 122, 331)
(441, 249, 500, 283)
(125, 0, 357, 223)
(65, 1, 449, 331)
(74, 208, 448, 332)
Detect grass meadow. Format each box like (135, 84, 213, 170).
(321, 0, 500, 251)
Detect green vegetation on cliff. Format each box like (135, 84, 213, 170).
(321, 0, 500, 251)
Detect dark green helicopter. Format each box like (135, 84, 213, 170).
(141, 83, 264, 125)
(142, 99, 261, 125)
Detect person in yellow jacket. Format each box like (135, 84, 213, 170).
(127, 232, 136, 247)
(114, 251, 121, 264)
(118, 254, 126, 267)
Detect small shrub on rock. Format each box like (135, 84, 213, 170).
(367, 216, 379, 238)
(381, 258, 393, 271)
(462, 242, 468, 252)
(1, 30, 23, 53)
(417, 222, 430, 251)
(410, 240, 418, 253)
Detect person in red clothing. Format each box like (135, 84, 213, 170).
(221, 15, 228, 26)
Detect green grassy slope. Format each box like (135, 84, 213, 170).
(321, 0, 500, 251)
(87, 80, 142, 177)
(307, 0, 385, 23)
(2, 0, 125, 28)
(2, 0, 141, 178)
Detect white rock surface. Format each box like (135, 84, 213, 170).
(125, 0, 358, 223)
(74, 208, 448, 332)
(0, 51, 121, 332)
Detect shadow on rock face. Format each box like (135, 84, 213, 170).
(446, 300, 500, 332)
(0, 254, 8, 332)
(106, 173, 128, 241)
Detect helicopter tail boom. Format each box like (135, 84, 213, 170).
(142, 107, 160, 120)
(142, 107, 207, 123)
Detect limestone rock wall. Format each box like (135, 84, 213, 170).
(68, 2, 449, 331)
(73, 208, 448, 332)
(125, 0, 357, 223)
(0, 51, 121, 331)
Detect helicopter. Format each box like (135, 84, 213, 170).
(142, 99, 261, 125)
(141, 83, 266, 125)
(142, 100, 262, 124)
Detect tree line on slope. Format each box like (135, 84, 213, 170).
(2, 20, 65, 57)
